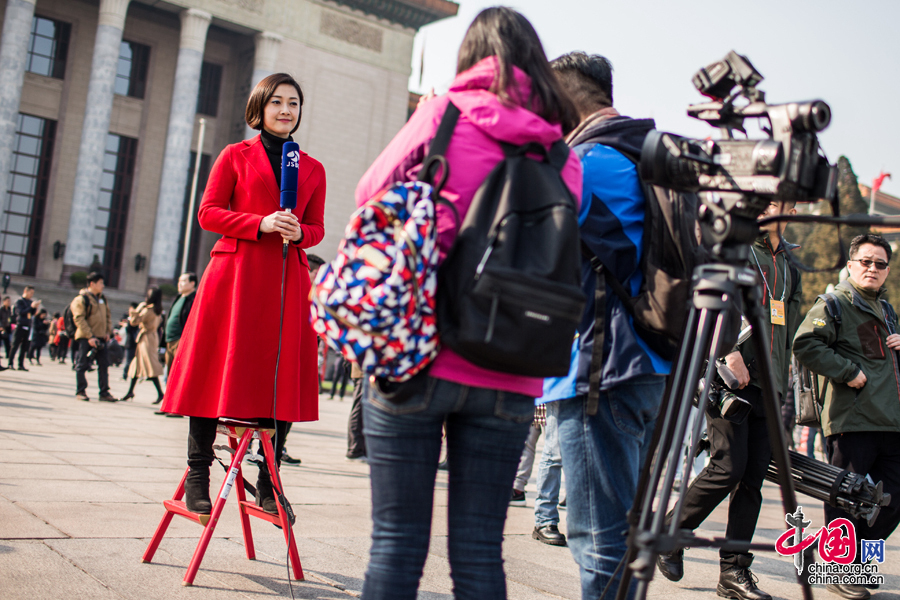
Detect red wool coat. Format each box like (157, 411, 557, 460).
(161, 135, 326, 422)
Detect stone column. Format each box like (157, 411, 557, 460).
(147, 8, 212, 284)
(0, 0, 37, 239)
(244, 31, 283, 139)
(62, 0, 131, 278)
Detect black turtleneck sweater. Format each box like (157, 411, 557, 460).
(260, 129, 294, 187)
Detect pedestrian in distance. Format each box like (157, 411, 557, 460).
(27, 308, 50, 365)
(160, 72, 325, 517)
(353, 8, 581, 599)
(0, 296, 13, 362)
(53, 312, 69, 364)
(121, 287, 165, 403)
(8, 285, 39, 371)
(72, 272, 117, 402)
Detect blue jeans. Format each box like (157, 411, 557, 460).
(361, 377, 534, 600)
(557, 375, 665, 600)
(534, 401, 563, 526)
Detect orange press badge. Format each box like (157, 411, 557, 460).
(770, 299, 786, 326)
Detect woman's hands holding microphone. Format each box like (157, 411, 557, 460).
(260, 210, 303, 243)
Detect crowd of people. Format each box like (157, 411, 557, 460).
(2, 7, 899, 600)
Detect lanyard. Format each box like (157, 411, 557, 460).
(750, 245, 785, 302)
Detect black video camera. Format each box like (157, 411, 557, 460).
(640, 51, 838, 232)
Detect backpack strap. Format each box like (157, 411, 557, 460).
(82, 294, 92, 319)
(417, 102, 460, 186)
(581, 240, 606, 416)
(818, 293, 842, 333)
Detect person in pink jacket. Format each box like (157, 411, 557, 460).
(354, 7, 582, 599)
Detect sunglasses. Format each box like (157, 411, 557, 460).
(850, 259, 889, 271)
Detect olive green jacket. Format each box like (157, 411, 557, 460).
(736, 236, 803, 397)
(792, 279, 900, 436)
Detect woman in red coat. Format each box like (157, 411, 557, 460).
(161, 73, 326, 515)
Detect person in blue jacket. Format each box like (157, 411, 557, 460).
(549, 52, 670, 600)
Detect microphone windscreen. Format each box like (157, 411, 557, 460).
(281, 142, 300, 210)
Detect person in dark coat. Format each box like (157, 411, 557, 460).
(161, 73, 325, 516)
(27, 308, 50, 364)
(8, 286, 39, 371)
(0, 296, 11, 361)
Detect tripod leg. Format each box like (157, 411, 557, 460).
(742, 287, 813, 600)
(620, 304, 723, 600)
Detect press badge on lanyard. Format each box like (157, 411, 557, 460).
(751, 247, 786, 326)
(770, 299, 785, 325)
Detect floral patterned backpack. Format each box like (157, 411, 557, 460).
(311, 104, 460, 382)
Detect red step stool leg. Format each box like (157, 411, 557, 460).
(142, 468, 188, 563)
(182, 428, 254, 586)
(230, 431, 256, 560)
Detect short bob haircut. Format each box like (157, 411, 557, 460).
(245, 73, 304, 133)
(457, 7, 578, 132)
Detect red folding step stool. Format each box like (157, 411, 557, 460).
(142, 418, 304, 586)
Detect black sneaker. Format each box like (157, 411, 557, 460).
(510, 489, 526, 506)
(281, 451, 302, 465)
(76, 393, 89, 402)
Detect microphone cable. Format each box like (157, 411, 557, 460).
(271, 239, 296, 600)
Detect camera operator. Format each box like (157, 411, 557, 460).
(72, 272, 117, 402)
(793, 233, 900, 600)
(657, 200, 801, 600)
(548, 52, 670, 600)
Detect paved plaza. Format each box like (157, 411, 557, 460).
(0, 361, 898, 599)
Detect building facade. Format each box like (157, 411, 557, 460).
(0, 0, 456, 291)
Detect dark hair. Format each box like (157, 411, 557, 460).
(2, 296, 9, 301)
(456, 7, 578, 132)
(23, 285, 34, 292)
(146, 287, 163, 315)
(245, 73, 304, 133)
(86, 272, 104, 284)
(181, 271, 198, 285)
(53, 312, 60, 319)
(849, 233, 892, 263)
(551, 51, 614, 113)
(37, 308, 47, 317)
(307, 253, 325, 269)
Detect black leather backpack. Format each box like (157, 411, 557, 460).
(437, 140, 585, 377)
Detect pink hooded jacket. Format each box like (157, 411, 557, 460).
(355, 57, 583, 397)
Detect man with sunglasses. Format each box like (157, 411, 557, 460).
(794, 233, 900, 600)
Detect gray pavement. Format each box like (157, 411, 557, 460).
(0, 360, 898, 599)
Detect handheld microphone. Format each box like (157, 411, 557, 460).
(280, 142, 300, 249)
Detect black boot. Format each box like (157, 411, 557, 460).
(717, 553, 771, 600)
(255, 464, 279, 515)
(184, 466, 212, 514)
(149, 377, 164, 404)
(122, 378, 137, 401)
(657, 548, 684, 582)
(185, 417, 217, 515)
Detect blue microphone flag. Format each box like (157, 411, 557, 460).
(280, 141, 300, 210)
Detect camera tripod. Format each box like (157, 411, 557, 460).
(615, 197, 813, 600)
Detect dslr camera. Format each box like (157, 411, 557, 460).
(639, 51, 838, 245)
(85, 339, 107, 362)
